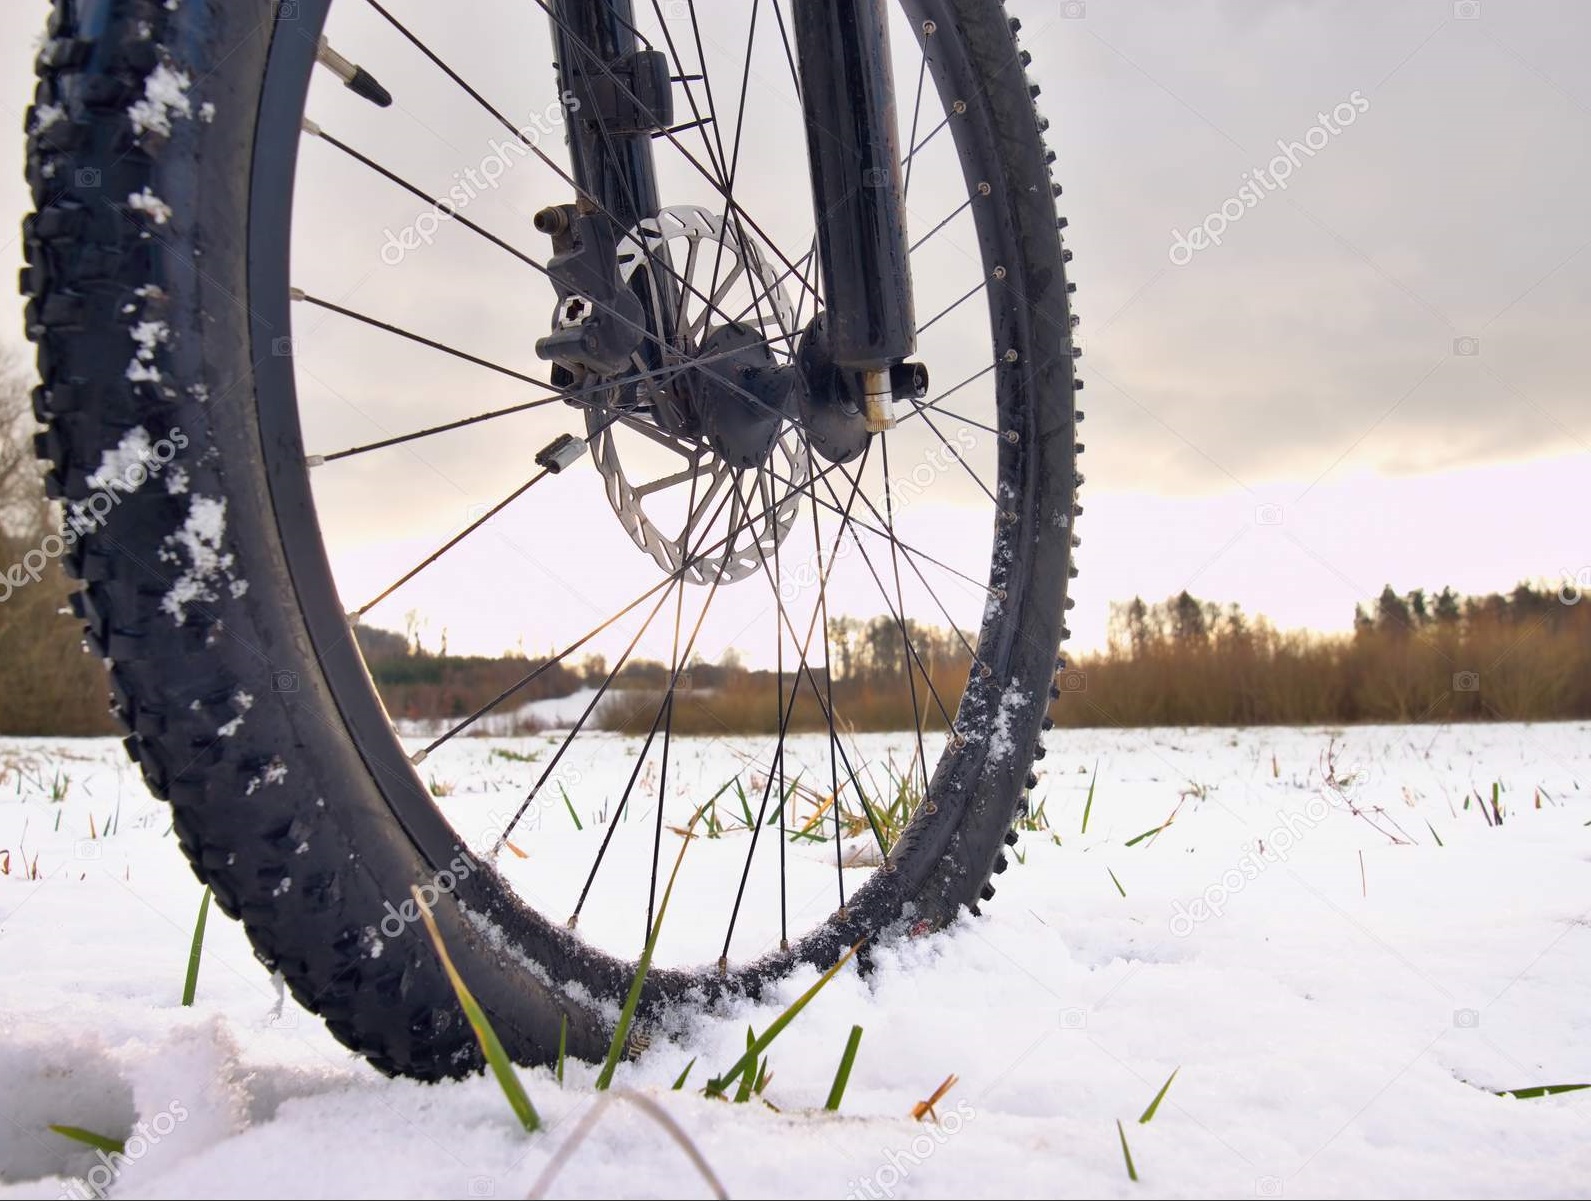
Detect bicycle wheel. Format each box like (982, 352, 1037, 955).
(23, 0, 1082, 1079)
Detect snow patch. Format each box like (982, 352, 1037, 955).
(126, 319, 170, 385)
(987, 677, 1030, 762)
(128, 63, 193, 138)
(86, 426, 154, 491)
(159, 495, 237, 622)
(31, 103, 64, 133)
(217, 691, 252, 739)
(245, 759, 288, 796)
(127, 187, 173, 225)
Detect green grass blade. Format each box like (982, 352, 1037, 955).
(1125, 820, 1171, 847)
(1081, 760, 1098, 833)
(1116, 1119, 1139, 1181)
(1495, 1082, 1591, 1099)
(734, 1028, 757, 1103)
(856, 792, 892, 858)
(557, 1015, 567, 1086)
(49, 1125, 125, 1155)
(707, 940, 863, 1097)
(825, 1025, 864, 1111)
(1139, 1067, 1179, 1123)
(595, 806, 703, 1091)
(412, 888, 540, 1133)
(558, 783, 583, 831)
(181, 887, 212, 1007)
(672, 1057, 697, 1090)
(1107, 867, 1126, 897)
(1424, 820, 1444, 847)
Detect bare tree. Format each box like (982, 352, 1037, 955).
(0, 349, 115, 734)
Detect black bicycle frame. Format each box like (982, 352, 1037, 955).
(549, 0, 916, 377)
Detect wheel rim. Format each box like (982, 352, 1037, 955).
(250, 0, 1072, 986)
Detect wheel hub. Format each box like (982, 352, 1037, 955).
(692, 322, 799, 470)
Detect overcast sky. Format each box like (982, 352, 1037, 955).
(2, 0, 1586, 660)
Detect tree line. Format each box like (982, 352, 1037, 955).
(4, 360, 1587, 734)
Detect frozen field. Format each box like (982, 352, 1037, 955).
(1, 721, 1588, 1199)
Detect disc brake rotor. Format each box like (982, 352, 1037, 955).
(586, 206, 808, 585)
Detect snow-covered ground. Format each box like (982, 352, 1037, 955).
(393, 687, 612, 738)
(2, 722, 1588, 1199)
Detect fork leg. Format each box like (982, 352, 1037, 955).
(793, 0, 917, 429)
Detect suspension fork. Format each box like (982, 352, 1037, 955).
(549, 0, 666, 228)
(793, 0, 918, 431)
(543, 0, 680, 383)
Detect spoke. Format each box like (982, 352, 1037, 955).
(682, 0, 735, 198)
(915, 275, 988, 337)
(810, 445, 847, 910)
(770, 0, 804, 99)
(299, 288, 797, 462)
(909, 191, 978, 255)
(810, 460, 984, 670)
(573, 479, 751, 930)
(491, 470, 745, 849)
(351, 465, 551, 620)
(704, 0, 777, 339)
(317, 396, 567, 464)
(616, 413, 700, 460)
(773, 517, 788, 951)
(720, 457, 875, 962)
(908, 402, 1000, 505)
(881, 436, 932, 794)
(648, 1, 733, 184)
(902, 109, 954, 171)
(353, 4, 794, 349)
(297, 292, 556, 392)
(531, 0, 822, 309)
(895, 361, 999, 427)
(902, 43, 930, 199)
(689, 261, 745, 342)
(310, 123, 818, 456)
(647, 466, 705, 936)
(804, 458, 959, 731)
(490, 575, 684, 853)
(902, 395, 999, 437)
(416, 453, 857, 757)
(760, 460, 996, 597)
(363, 0, 692, 318)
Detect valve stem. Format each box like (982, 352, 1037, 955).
(317, 37, 393, 108)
